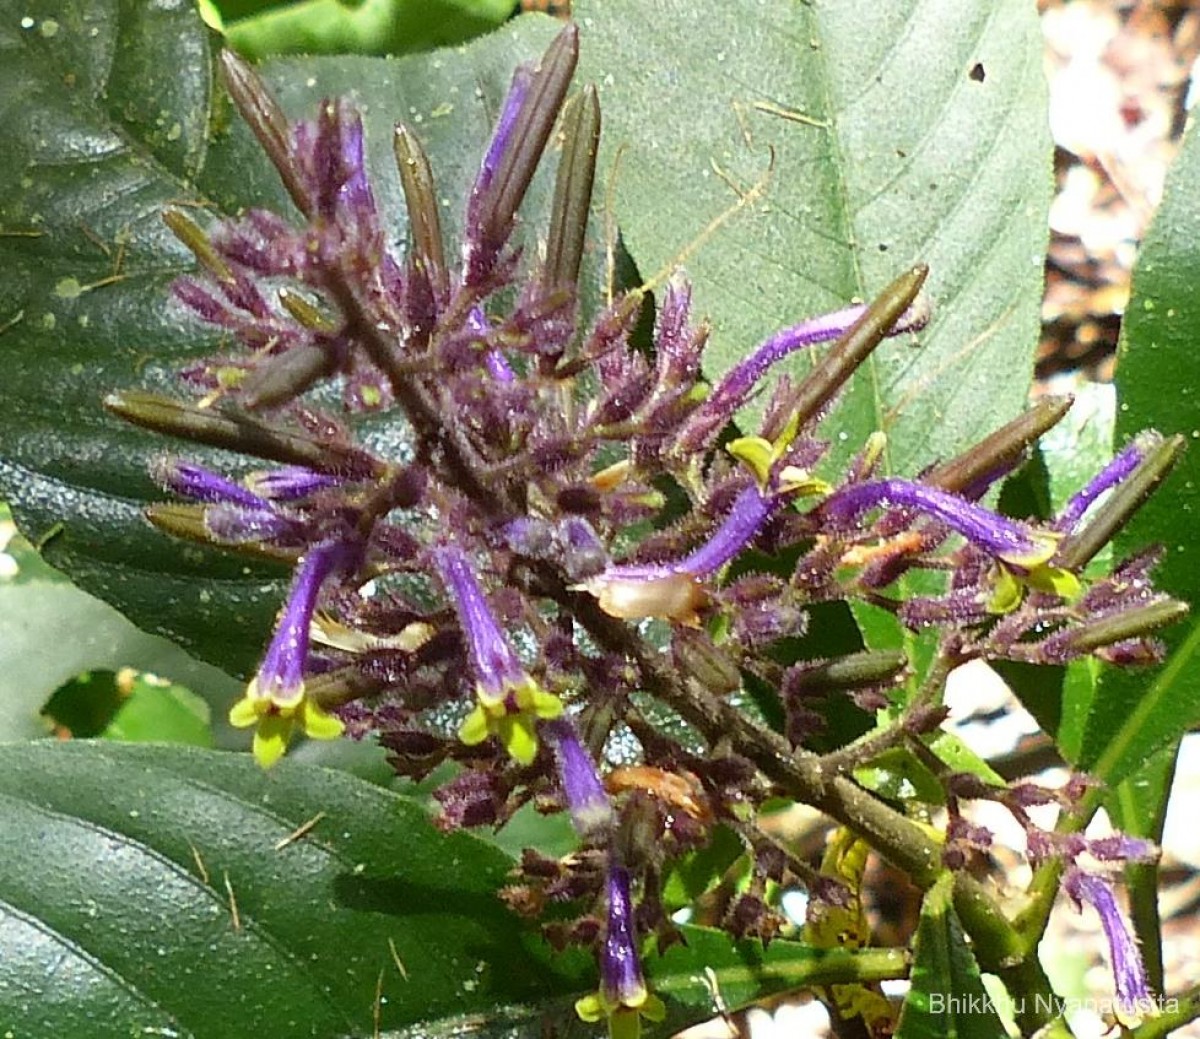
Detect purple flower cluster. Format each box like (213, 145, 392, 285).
(109, 25, 1188, 1036)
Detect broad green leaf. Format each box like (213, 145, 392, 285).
(0, 578, 238, 742)
(219, 0, 515, 60)
(578, 0, 1052, 477)
(0, 741, 588, 1038)
(1075, 112, 1200, 786)
(854, 746, 945, 806)
(102, 671, 214, 746)
(896, 874, 1007, 1039)
(0, 741, 909, 1038)
(0, 0, 561, 678)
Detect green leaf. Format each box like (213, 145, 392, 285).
(854, 746, 945, 806)
(220, 0, 516, 60)
(0, 0, 562, 677)
(0, 741, 909, 1038)
(0, 741, 588, 1038)
(0, 578, 238, 742)
(102, 672, 214, 746)
(1075, 112, 1200, 787)
(897, 874, 1007, 1039)
(577, 0, 1052, 476)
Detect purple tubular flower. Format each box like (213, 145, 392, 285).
(153, 457, 272, 510)
(432, 544, 563, 764)
(433, 544, 527, 693)
(255, 539, 359, 702)
(475, 68, 532, 197)
(601, 865, 646, 1008)
(1057, 440, 1146, 531)
(544, 718, 612, 840)
(822, 478, 1057, 568)
(1063, 867, 1153, 1019)
(608, 485, 773, 583)
(462, 66, 533, 277)
(700, 298, 928, 422)
(575, 864, 666, 1038)
(586, 485, 773, 622)
(245, 465, 344, 501)
(229, 537, 359, 767)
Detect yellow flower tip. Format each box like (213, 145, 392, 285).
(726, 436, 775, 489)
(574, 991, 666, 1039)
(499, 713, 539, 765)
(1025, 564, 1082, 601)
(251, 712, 294, 769)
(574, 993, 605, 1024)
(299, 699, 344, 741)
(228, 690, 262, 729)
(640, 993, 666, 1023)
(515, 682, 564, 721)
(458, 704, 491, 746)
(987, 566, 1024, 615)
(777, 468, 832, 498)
(997, 532, 1061, 570)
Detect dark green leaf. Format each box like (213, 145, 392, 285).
(1075, 112, 1200, 786)
(0, 741, 588, 1038)
(897, 874, 1007, 1039)
(0, 741, 909, 1038)
(577, 0, 1052, 476)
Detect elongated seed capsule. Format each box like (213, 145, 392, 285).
(480, 25, 579, 256)
(1062, 600, 1189, 656)
(1055, 434, 1184, 570)
(925, 396, 1074, 494)
(104, 390, 378, 475)
(542, 84, 600, 293)
(278, 287, 336, 330)
(241, 344, 337, 410)
(763, 265, 928, 443)
(393, 124, 448, 300)
(162, 210, 234, 283)
(217, 49, 311, 216)
(783, 650, 909, 695)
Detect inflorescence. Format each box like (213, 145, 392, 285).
(107, 26, 1186, 1036)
